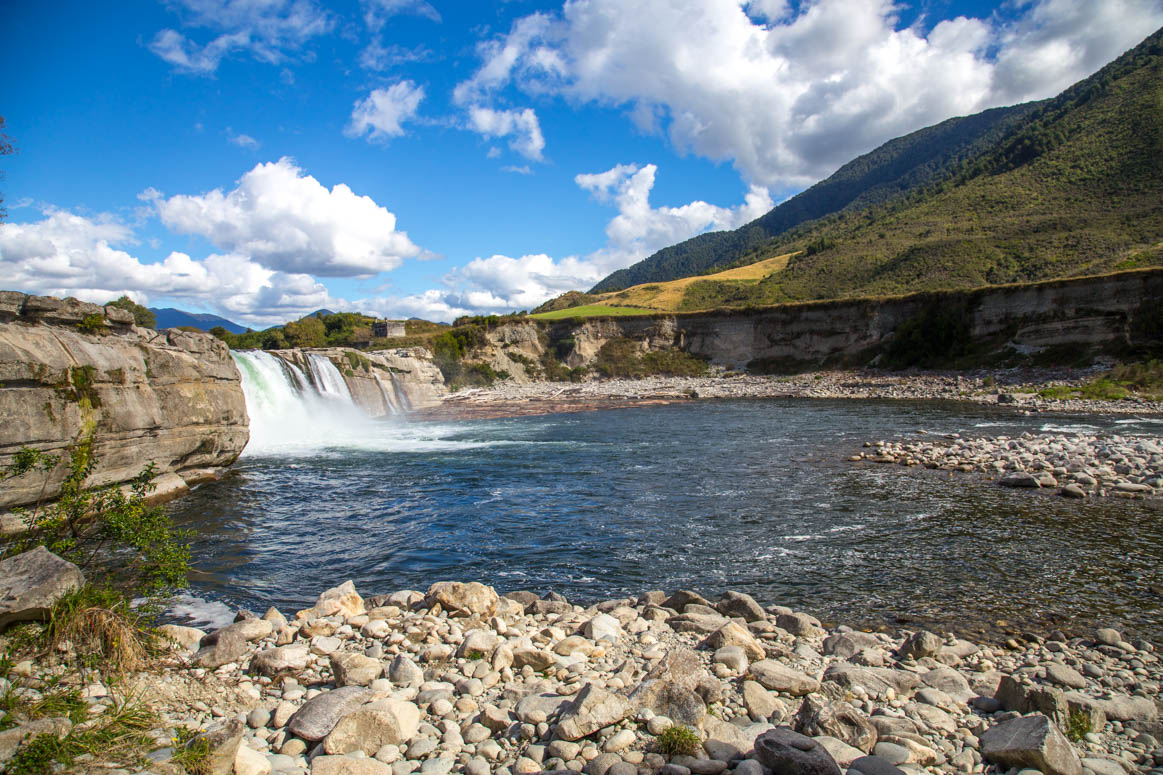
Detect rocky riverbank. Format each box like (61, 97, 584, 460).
(424, 371, 1163, 421)
(3, 576, 1162, 775)
(848, 432, 1162, 500)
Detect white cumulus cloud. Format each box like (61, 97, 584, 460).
(467, 107, 546, 161)
(148, 157, 423, 277)
(0, 209, 345, 327)
(347, 82, 426, 141)
(453, 0, 1163, 187)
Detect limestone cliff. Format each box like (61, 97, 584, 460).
(269, 347, 446, 413)
(471, 269, 1163, 376)
(0, 292, 249, 513)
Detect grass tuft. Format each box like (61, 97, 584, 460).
(654, 725, 702, 757)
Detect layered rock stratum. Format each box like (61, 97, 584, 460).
(0, 291, 249, 513)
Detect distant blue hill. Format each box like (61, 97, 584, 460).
(150, 308, 248, 334)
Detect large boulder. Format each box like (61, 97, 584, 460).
(0, 547, 84, 630)
(556, 684, 634, 741)
(979, 714, 1082, 775)
(425, 581, 499, 617)
(192, 628, 248, 669)
(753, 727, 843, 775)
(630, 647, 711, 727)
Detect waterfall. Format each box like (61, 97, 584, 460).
(373, 372, 399, 416)
(233, 351, 366, 455)
(306, 354, 354, 401)
(389, 369, 412, 412)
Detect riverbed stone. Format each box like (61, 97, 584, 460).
(979, 714, 1082, 775)
(0, 548, 84, 631)
(701, 621, 766, 661)
(556, 684, 634, 741)
(793, 695, 877, 753)
(194, 627, 248, 669)
(323, 700, 421, 755)
(251, 644, 311, 677)
(332, 652, 384, 686)
(311, 756, 394, 775)
(185, 718, 244, 775)
(288, 686, 373, 742)
(897, 631, 941, 660)
(753, 727, 842, 775)
(716, 591, 766, 622)
(425, 582, 498, 617)
(749, 660, 820, 696)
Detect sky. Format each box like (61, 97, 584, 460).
(2, 0, 1161, 327)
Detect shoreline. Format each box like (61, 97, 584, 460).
(7, 577, 1160, 775)
(416, 371, 1163, 422)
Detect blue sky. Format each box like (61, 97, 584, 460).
(2, 0, 1161, 326)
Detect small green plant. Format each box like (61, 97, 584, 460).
(1065, 709, 1092, 742)
(77, 313, 108, 335)
(655, 725, 702, 757)
(465, 649, 485, 660)
(171, 727, 212, 775)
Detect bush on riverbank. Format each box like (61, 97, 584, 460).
(593, 337, 710, 379)
(1, 443, 190, 771)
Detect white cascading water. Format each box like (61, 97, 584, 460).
(306, 353, 354, 401)
(373, 372, 400, 415)
(233, 351, 368, 455)
(233, 350, 490, 457)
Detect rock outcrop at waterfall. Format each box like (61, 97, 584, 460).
(0, 292, 249, 515)
(269, 348, 446, 414)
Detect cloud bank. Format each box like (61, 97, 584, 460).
(454, 0, 1163, 186)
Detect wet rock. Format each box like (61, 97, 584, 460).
(1000, 472, 1041, 488)
(556, 683, 634, 741)
(979, 714, 1082, 775)
(753, 727, 842, 775)
(662, 590, 714, 611)
(0, 547, 84, 631)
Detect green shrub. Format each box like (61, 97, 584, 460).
(2, 442, 191, 602)
(655, 725, 702, 757)
(1065, 709, 1092, 742)
(76, 314, 108, 335)
(104, 296, 156, 329)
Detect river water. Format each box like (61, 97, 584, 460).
(168, 371, 1163, 641)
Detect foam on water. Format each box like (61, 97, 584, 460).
(168, 593, 235, 630)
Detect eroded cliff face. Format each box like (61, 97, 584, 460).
(0, 292, 249, 512)
(472, 269, 1163, 375)
(269, 347, 446, 413)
